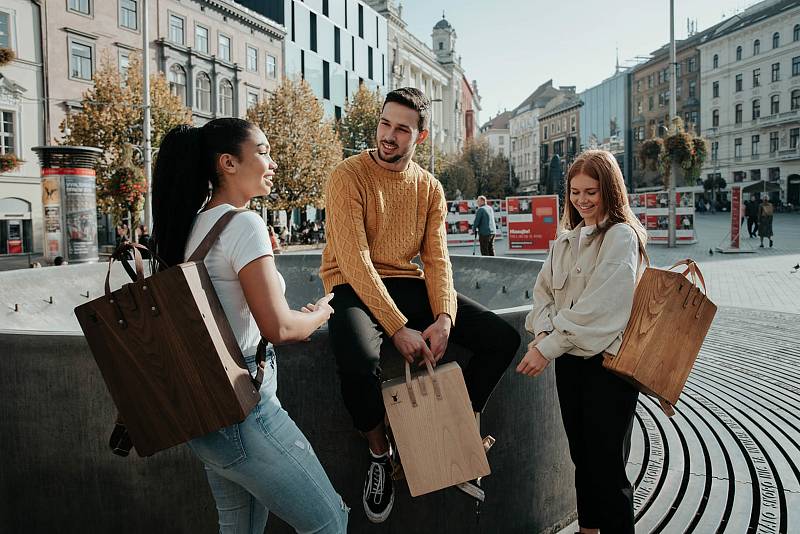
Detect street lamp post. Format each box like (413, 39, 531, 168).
(142, 0, 153, 233)
(429, 98, 443, 174)
(667, 0, 677, 247)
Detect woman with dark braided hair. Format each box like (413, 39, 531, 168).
(151, 118, 348, 533)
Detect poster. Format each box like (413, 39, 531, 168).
(445, 199, 506, 246)
(42, 168, 98, 263)
(730, 185, 742, 249)
(631, 190, 697, 243)
(506, 195, 559, 253)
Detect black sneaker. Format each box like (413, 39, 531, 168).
(363, 450, 394, 523)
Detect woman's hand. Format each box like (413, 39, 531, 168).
(516, 346, 550, 377)
(301, 293, 334, 321)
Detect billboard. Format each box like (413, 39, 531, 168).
(506, 195, 559, 253)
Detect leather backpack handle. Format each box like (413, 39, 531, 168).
(187, 209, 249, 262)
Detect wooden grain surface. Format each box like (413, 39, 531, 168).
(75, 261, 259, 456)
(382, 362, 490, 497)
(605, 268, 717, 406)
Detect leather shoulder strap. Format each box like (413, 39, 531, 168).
(187, 208, 249, 262)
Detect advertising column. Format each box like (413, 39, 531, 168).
(33, 146, 103, 264)
(729, 185, 742, 249)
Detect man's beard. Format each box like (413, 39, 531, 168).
(376, 140, 411, 164)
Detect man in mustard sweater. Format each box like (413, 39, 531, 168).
(321, 87, 520, 522)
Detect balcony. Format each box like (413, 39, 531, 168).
(778, 147, 800, 161)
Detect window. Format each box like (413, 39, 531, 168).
(195, 72, 211, 112)
(323, 60, 330, 99)
(310, 12, 317, 52)
(658, 70, 664, 84)
(218, 79, 233, 116)
(713, 81, 719, 98)
(246, 46, 258, 71)
(771, 62, 780, 82)
(795, 24, 800, 42)
(118, 49, 130, 80)
(636, 100, 642, 114)
(195, 25, 208, 53)
(736, 46, 742, 60)
(648, 96, 653, 111)
(168, 64, 186, 104)
(792, 89, 800, 110)
(368, 46, 373, 80)
(676, 62, 682, 78)
(688, 57, 696, 72)
(68, 0, 90, 15)
(793, 56, 800, 77)
(266, 55, 276, 78)
(685, 111, 698, 128)
(0, 111, 15, 155)
(636, 80, 642, 92)
(752, 135, 760, 156)
(119, 0, 137, 30)
(169, 14, 184, 45)
(773, 32, 780, 49)
(735, 103, 742, 124)
(543, 126, 548, 140)
(711, 141, 718, 161)
(712, 109, 719, 127)
(335, 105, 342, 121)
(770, 131, 779, 153)
(70, 40, 93, 80)
(647, 74, 653, 88)
(218, 34, 231, 61)
(713, 54, 719, 68)
(790, 128, 799, 149)
(754, 39, 760, 55)
(323, 0, 329, 17)
(334, 27, 340, 64)
(689, 80, 696, 99)
(735, 73, 742, 92)
(734, 138, 742, 159)
(247, 91, 259, 109)
(753, 99, 760, 120)
(0, 11, 8, 48)
(771, 94, 780, 114)
(291, 0, 295, 41)
(753, 68, 760, 87)
(358, 4, 364, 38)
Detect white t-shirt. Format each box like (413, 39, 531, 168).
(184, 204, 285, 356)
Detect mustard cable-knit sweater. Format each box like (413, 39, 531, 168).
(320, 150, 457, 336)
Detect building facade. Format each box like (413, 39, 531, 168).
(508, 80, 566, 194)
(579, 67, 627, 178)
(41, 0, 285, 143)
(699, 0, 800, 206)
(628, 28, 712, 189)
(539, 91, 583, 192)
(479, 110, 512, 157)
(0, 0, 45, 254)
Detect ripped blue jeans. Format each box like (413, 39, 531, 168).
(188, 346, 349, 534)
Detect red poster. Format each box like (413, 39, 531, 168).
(645, 193, 657, 208)
(507, 195, 558, 253)
(730, 186, 742, 248)
(7, 239, 22, 254)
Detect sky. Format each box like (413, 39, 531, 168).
(398, 0, 765, 122)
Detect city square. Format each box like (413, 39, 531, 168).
(1, 0, 800, 533)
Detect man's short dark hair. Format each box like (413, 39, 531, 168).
(383, 87, 430, 131)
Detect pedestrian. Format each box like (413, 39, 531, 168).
(745, 197, 760, 238)
(759, 196, 774, 248)
(150, 118, 348, 533)
(518, 149, 648, 534)
(472, 195, 497, 256)
(268, 225, 282, 254)
(321, 87, 520, 523)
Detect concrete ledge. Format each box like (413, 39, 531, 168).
(0, 255, 577, 533)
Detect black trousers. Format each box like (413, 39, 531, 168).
(328, 278, 520, 433)
(478, 234, 495, 256)
(555, 354, 639, 533)
(747, 216, 759, 237)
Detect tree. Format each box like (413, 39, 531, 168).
(338, 83, 382, 156)
(438, 158, 477, 199)
(703, 175, 727, 207)
(247, 78, 342, 214)
(60, 52, 192, 214)
(461, 139, 512, 199)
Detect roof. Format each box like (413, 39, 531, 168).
(539, 94, 584, 120)
(512, 80, 562, 116)
(434, 17, 452, 30)
(697, 0, 800, 45)
(480, 110, 512, 131)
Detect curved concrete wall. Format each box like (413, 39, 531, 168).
(0, 255, 577, 533)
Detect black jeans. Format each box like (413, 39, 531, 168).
(478, 234, 495, 256)
(555, 354, 639, 533)
(747, 216, 759, 237)
(328, 278, 520, 433)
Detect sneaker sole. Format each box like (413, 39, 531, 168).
(363, 490, 395, 523)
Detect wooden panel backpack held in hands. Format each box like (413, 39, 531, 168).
(603, 259, 717, 416)
(74, 210, 263, 457)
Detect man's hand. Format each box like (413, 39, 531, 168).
(392, 327, 435, 367)
(516, 346, 550, 377)
(422, 314, 452, 363)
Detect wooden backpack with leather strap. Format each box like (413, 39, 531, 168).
(75, 210, 264, 456)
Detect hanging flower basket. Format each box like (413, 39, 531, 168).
(0, 47, 15, 66)
(639, 138, 663, 171)
(0, 153, 21, 174)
